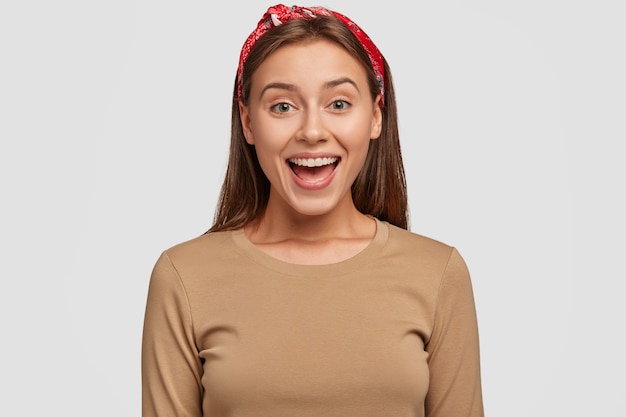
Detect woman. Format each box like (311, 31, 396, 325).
(142, 4, 484, 416)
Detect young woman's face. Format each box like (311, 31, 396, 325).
(239, 39, 382, 218)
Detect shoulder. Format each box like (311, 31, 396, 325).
(383, 221, 455, 260)
(152, 230, 243, 282)
(165, 230, 233, 259)
(378, 220, 470, 281)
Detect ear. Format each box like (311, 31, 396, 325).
(370, 94, 383, 140)
(239, 101, 254, 145)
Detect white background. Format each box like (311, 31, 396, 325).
(1, 0, 624, 415)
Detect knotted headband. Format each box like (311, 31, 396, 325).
(237, 4, 385, 107)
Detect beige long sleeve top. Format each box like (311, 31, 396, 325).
(142, 218, 483, 416)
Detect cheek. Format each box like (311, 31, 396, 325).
(250, 129, 286, 175)
(254, 143, 281, 169)
(333, 109, 375, 135)
(333, 120, 374, 153)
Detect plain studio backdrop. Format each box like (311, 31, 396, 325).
(1, 0, 624, 415)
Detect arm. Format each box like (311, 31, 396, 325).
(425, 248, 484, 417)
(142, 252, 203, 417)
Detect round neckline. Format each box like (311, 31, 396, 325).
(230, 217, 389, 278)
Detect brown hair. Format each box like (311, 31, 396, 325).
(208, 15, 408, 232)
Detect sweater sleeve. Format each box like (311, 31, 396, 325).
(142, 252, 203, 417)
(425, 248, 484, 417)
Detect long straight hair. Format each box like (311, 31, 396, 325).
(208, 15, 408, 232)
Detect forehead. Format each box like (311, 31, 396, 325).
(250, 39, 369, 90)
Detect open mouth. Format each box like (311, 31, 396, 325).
(287, 157, 340, 184)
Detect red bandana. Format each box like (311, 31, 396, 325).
(237, 4, 385, 107)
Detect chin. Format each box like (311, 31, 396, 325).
(283, 194, 344, 218)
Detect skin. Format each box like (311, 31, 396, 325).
(239, 39, 382, 265)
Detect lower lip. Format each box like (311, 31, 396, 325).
(288, 163, 338, 191)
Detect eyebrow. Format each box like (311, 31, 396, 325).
(259, 77, 360, 98)
(259, 82, 297, 98)
(324, 77, 360, 92)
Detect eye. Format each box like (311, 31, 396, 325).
(270, 102, 294, 113)
(329, 100, 350, 111)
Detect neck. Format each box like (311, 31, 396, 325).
(246, 192, 373, 244)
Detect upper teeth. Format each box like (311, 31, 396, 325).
(289, 157, 338, 167)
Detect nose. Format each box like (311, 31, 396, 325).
(296, 108, 328, 144)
